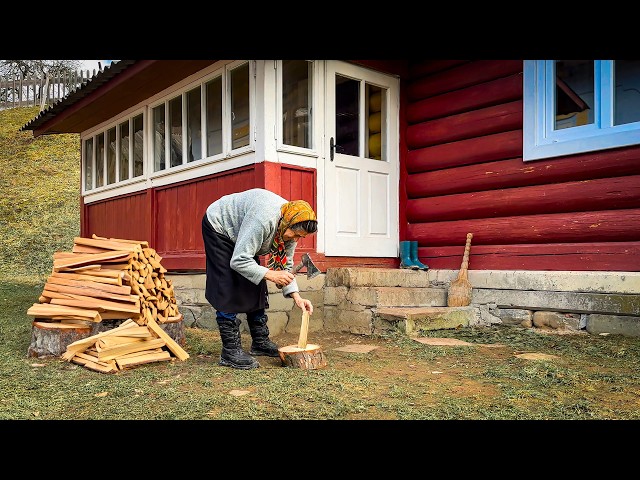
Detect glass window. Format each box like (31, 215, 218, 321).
(81, 60, 261, 196)
(187, 86, 202, 162)
(96, 133, 105, 188)
(230, 62, 250, 150)
(82, 112, 144, 191)
(554, 60, 594, 130)
(614, 60, 640, 126)
(84, 138, 93, 191)
(206, 76, 223, 156)
(153, 105, 165, 172)
(523, 60, 640, 161)
(119, 120, 130, 181)
(169, 96, 183, 168)
(133, 114, 144, 177)
(282, 60, 312, 148)
(106, 127, 116, 184)
(335, 74, 360, 156)
(366, 84, 385, 161)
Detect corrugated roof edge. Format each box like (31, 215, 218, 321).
(20, 60, 139, 132)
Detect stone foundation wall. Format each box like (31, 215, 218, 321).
(167, 269, 640, 337)
(167, 273, 326, 335)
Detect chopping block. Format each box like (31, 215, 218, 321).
(278, 310, 327, 370)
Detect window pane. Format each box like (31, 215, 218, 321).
(231, 63, 250, 149)
(366, 84, 385, 161)
(133, 114, 144, 177)
(84, 138, 93, 191)
(96, 134, 105, 187)
(282, 60, 311, 148)
(119, 120, 130, 181)
(554, 60, 594, 130)
(206, 76, 222, 156)
(106, 127, 116, 184)
(335, 74, 359, 156)
(153, 105, 165, 172)
(614, 60, 640, 126)
(187, 86, 202, 162)
(169, 96, 183, 167)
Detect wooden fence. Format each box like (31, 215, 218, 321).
(0, 67, 103, 111)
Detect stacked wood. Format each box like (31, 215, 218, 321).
(29, 234, 181, 327)
(26, 234, 186, 366)
(61, 318, 189, 373)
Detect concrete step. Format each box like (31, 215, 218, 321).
(326, 267, 430, 288)
(325, 285, 447, 308)
(374, 306, 476, 336)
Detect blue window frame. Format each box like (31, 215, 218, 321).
(523, 60, 640, 161)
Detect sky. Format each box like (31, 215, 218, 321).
(78, 60, 114, 72)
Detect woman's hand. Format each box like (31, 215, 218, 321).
(291, 292, 313, 314)
(264, 269, 295, 288)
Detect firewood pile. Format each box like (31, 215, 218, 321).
(60, 317, 189, 373)
(26, 234, 189, 372)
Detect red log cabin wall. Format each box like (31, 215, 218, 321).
(82, 163, 317, 271)
(405, 60, 640, 272)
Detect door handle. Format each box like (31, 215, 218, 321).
(330, 137, 343, 161)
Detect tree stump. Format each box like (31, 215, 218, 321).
(27, 321, 92, 358)
(27, 314, 187, 358)
(278, 344, 327, 370)
(157, 315, 186, 346)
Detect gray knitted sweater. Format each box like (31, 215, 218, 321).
(205, 188, 299, 297)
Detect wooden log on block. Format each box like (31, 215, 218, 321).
(27, 321, 92, 358)
(278, 310, 326, 369)
(278, 344, 327, 370)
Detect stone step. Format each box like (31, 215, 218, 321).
(326, 267, 430, 288)
(373, 306, 476, 336)
(325, 285, 447, 308)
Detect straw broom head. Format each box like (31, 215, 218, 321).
(447, 233, 473, 307)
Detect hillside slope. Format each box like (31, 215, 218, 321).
(0, 106, 80, 280)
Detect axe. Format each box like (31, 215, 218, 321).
(291, 253, 321, 279)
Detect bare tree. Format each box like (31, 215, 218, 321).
(0, 60, 87, 108)
(0, 60, 83, 77)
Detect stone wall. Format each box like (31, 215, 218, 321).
(167, 269, 640, 337)
(167, 273, 325, 335)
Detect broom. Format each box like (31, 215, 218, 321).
(447, 233, 473, 307)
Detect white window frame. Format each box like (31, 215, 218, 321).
(275, 59, 319, 157)
(81, 108, 147, 195)
(523, 60, 640, 161)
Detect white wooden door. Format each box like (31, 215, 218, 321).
(323, 61, 399, 257)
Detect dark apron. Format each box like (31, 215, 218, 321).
(201, 214, 268, 313)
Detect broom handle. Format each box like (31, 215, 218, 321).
(460, 233, 473, 271)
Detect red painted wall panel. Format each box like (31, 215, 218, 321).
(420, 242, 640, 271)
(406, 100, 523, 149)
(407, 73, 523, 124)
(407, 176, 640, 223)
(404, 59, 640, 271)
(82, 164, 319, 271)
(408, 60, 522, 101)
(85, 191, 150, 242)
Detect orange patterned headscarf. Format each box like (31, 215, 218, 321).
(267, 200, 316, 270)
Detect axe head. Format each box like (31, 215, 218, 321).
(301, 253, 321, 279)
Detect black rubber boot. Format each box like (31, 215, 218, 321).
(248, 313, 280, 357)
(217, 316, 259, 369)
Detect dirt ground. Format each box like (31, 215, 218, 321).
(269, 329, 512, 394)
(254, 326, 640, 420)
